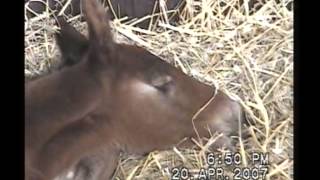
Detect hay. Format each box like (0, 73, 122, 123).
(25, 0, 293, 179)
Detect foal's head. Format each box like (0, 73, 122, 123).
(52, 0, 243, 151)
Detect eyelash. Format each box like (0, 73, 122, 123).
(155, 81, 172, 94)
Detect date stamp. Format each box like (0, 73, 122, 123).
(171, 152, 269, 180)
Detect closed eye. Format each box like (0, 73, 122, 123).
(155, 81, 172, 94)
(151, 75, 173, 94)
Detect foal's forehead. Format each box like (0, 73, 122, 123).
(116, 44, 173, 72)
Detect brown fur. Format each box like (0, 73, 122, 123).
(25, 0, 243, 179)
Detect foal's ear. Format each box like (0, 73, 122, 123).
(55, 16, 89, 66)
(82, 0, 115, 62)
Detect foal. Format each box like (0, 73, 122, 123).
(25, 0, 243, 179)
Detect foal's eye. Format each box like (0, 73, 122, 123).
(151, 75, 173, 94)
(155, 80, 172, 93)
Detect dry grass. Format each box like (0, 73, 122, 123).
(25, 0, 293, 179)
